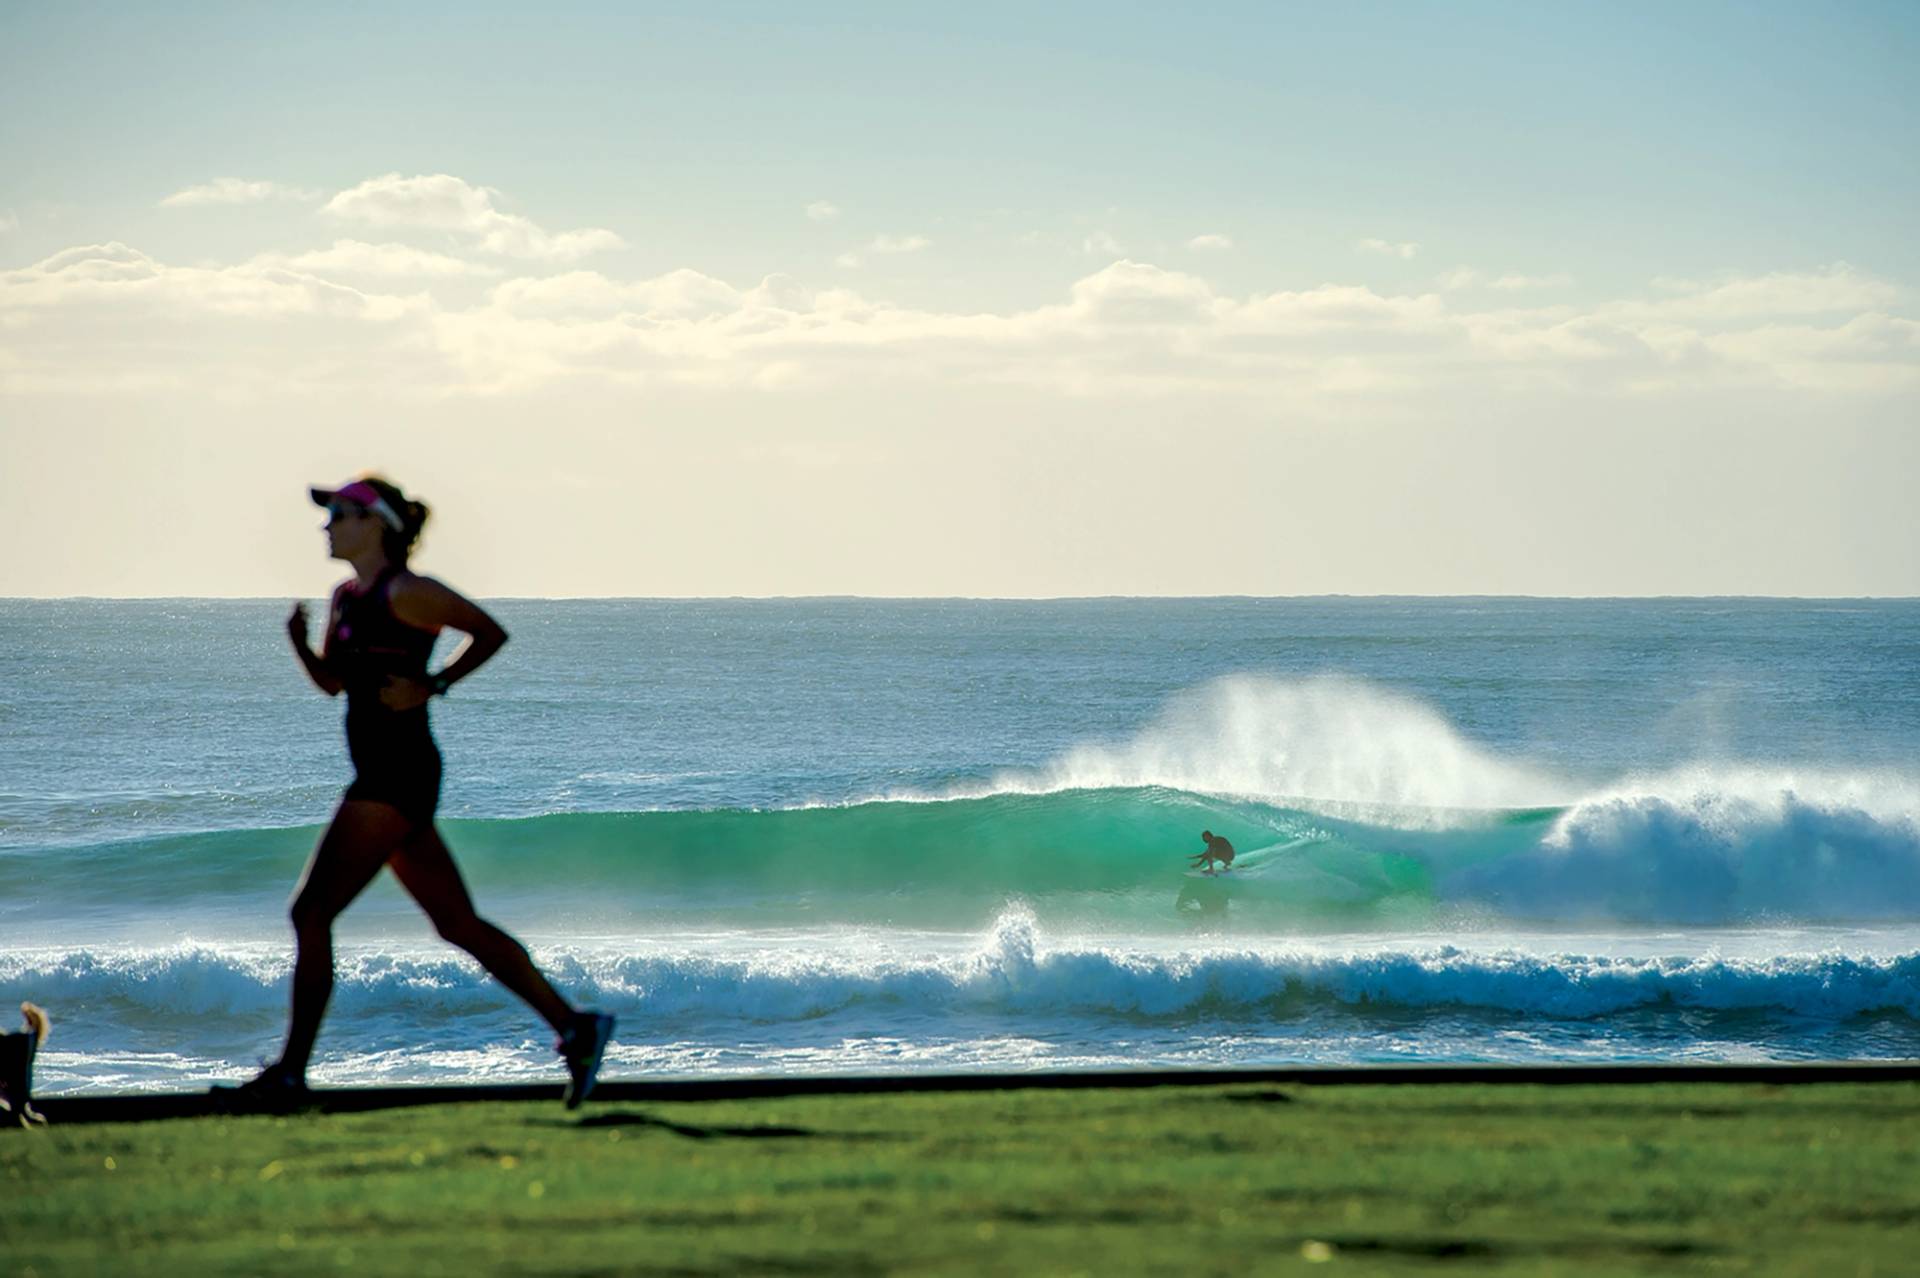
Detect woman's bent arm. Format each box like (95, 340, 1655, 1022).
(287, 601, 344, 696)
(389, 574, 508, 695)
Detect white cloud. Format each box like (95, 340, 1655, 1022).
(2, 243, 417, 320)
(489, 268, 740, 319)
(1621, 264, 1899, 321)
(1068, 259, 1221, 326)
(322, 173, 624, 262)
(415, 256, 1912, 398)
(806, 201, 841, 222)
(1438, 268, 1572, 292)
(0, 242, 423, 394)
(1356, 238, 1420, 260)
(1187, 234, 1234, 251)
(1703, 313, 1920, 391)
(1489, 273, 1573, 291)
(0, 242, 435, 393)
(1083, 230, 1124, 256)
(161, 178, 320, 208)
(1232, 282, 1447, 335)
(0, 211, 18, 233)
(5, 241, 1913, 402)
(837, 234, 928, 268)
(254, 240, 501, 278)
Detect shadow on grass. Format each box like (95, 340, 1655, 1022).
(1371, 1101, 1760, 1122)
(1320, 1233, 1716, 1261)
(544, 1110, 891, 1142)
(562, 1256, 881, 1278)
(986, 1204, 1189, 1226)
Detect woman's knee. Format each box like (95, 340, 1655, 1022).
(290, 892, 339, 936)
(433, 910, 489, 949)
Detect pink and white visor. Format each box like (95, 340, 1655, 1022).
(309, 480, 405, 533)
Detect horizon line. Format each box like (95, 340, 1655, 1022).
(5, 593, 1918, 604)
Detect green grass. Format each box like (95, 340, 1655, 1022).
(4, 1083, 1917, 1276)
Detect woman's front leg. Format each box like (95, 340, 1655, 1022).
(276, 800, 413, 1078)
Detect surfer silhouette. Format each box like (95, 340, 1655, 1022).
(217, 475, 613, 1112)
(1190, 829, 1235, 875)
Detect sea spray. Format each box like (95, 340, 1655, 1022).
(942, 674, 1571, 819)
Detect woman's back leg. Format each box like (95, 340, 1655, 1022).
(389, 824, 573, 1033)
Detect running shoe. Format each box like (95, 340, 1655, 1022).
(558, 1012, 615, 1109)
(211, 1063, 313, 1114)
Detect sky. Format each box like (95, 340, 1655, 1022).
(2, 1, 1916, 598)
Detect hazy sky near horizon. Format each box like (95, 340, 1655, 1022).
(3, 1, 1916, 597)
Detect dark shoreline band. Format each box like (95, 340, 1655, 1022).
(29, 1060, 1920, 1127)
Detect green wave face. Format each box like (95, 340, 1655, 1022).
(9, 788, 1563, 934)
(17, 782, 1914, 931)
(443, 788, 1499, 928)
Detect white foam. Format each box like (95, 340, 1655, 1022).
(9, 911, 1918, 1031)
(928, 674, 1569, 820)
(1450, 767, 1920, 922)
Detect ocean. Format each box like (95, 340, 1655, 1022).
(2, 597, 1917, 1095)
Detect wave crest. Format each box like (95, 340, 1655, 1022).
(8, 919, 1919, 1025)
(1447, 769, 1920, 922)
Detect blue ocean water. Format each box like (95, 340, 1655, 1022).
(2, 597, 1917, 1094)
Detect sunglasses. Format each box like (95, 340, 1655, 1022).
(326, 502, 372, 523)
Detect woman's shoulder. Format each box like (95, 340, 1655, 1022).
(386, 569, 452, 601)
(386, 570, 465, 632)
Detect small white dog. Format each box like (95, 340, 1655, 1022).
(0, 1002, 50, 1127)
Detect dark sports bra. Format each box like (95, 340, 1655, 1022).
(329, 569, 439, 702)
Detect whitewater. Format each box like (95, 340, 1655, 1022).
(2, 597, 1916, 1093)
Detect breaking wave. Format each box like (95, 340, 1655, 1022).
(7, 910, 1919, 1025)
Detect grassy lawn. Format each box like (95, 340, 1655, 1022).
(3, 1082, 1917, 1276)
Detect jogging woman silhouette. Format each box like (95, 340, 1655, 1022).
(220, 476, 613, 1110)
